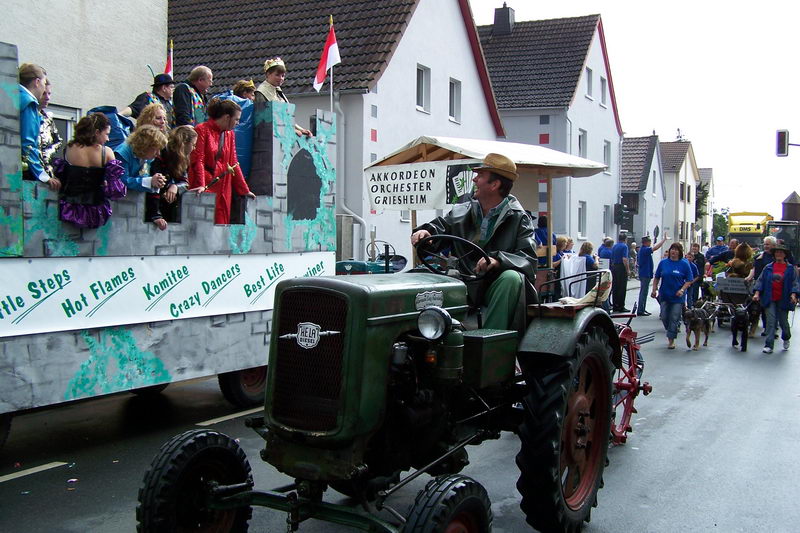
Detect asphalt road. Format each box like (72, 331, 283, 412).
(1, 292, 799, 532)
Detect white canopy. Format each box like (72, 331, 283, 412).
(368, 135, 606, 179)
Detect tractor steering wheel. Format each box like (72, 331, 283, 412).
(415, 234, 492, 281)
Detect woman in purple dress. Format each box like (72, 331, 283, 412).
(53, 113, 127, 228)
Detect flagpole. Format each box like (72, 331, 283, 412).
(329, 15, 334, 115)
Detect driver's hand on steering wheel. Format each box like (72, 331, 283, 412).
(411, 229, 431, 246)
(475, 256, 499, 273)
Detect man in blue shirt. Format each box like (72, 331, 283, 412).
(705, 236, 729, 264)
(636, 234, 667, 316)
(610, 233, 630, 312)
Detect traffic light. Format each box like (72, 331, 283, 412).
(614, 203, 623, 225)
(777, 129, 789, 157)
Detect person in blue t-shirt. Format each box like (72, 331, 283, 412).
(598, 238, 613, 260)
(684, 251, 701, 307)
(610, 233, 630, 312)
(652, 242, 695, 349)
(636, 234, 667, 316)
(705, 236, 729, 264)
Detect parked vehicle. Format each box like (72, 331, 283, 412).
(727, 211, 773, 248)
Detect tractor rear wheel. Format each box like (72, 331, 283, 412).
(516, 327, 613, 532)
(404, 474, 492, 533)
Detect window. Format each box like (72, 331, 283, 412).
(539, 115, 550, 125)
(603, 205, 612, 236)
(680, 182, 685, 201)
(687, 185, 692, 203)
(603, 140, 612, 172)
(600, 77, 607, 105)
(585, 67, 593, 97)
(370, 152, 377, 162)
(652, 170, 656, 194)
(371, 105, 378, 118)
(539, 133, 550, 145)
(416, 65, 431, 112)
(578, 129, 588, 158)
(448, 78, 461, 122)
(578, 201, 587, 237)
(370, 129, 377, 142)
(48, 104, 80, 160)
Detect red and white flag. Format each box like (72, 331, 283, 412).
(313, 16, 341, 92)
(164, 39, 173, 78)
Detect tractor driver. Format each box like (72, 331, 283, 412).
(410, 153, 538, 330)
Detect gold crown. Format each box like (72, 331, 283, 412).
(264, 57, 286, 72)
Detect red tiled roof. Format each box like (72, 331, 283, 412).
(621, 135, 658, 192)
(660, 141, 691, 172)
(477, 15, 600, 109)
(169, 0, 419, 95)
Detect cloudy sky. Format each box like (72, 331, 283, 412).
(469, 0, 800, 218)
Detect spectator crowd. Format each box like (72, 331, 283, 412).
(17, 57, 310, 230)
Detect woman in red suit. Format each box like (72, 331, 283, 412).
(189, 98, 255, 224)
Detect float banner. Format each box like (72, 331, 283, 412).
(0, 252, 334, 338)
(367, 159, 480, 211)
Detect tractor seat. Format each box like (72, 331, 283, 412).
(527, 302, 590, 319)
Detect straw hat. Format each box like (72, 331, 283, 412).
(474, 153, 518, 182)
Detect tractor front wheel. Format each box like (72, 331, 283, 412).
(516, 327, 613, 532)
(404, 474, 492, 533)
(136, 429, 253, 532)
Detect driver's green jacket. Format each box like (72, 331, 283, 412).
(415, 194, 538, 283)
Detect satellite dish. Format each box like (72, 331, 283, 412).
(654, 226, 660, 239)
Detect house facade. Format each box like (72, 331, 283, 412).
(660, 141, 700, 249)
(620, 135, 666, 241)
(170, 0, 504, 262)
(478, 7, 623, 247)
(0, 0, 168, 146)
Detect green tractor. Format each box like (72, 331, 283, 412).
(137, 236, 622, 533)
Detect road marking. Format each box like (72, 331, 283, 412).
(196, 407, 262, 427)
(0, 462, 68, 483)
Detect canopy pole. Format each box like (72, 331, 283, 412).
(547, 176, 553, 270)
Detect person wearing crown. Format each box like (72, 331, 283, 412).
(255, 58, 312, 136)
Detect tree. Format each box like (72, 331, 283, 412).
(695, 182, 709, 221)
(712, 207, 729, 240)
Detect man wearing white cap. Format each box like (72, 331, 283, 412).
(411, 153, 537, 330)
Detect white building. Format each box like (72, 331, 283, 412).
(660, 141, 700, 249)
(620, 135, 666, 241)
(478, 6, 623, 247)
(170, 0, 505, 262)
(0, 0, 168, 147)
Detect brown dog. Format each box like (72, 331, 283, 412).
(683, 307, 712, 350)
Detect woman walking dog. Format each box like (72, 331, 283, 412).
(652, 243, 694, 349)
(753, 244, 799, 353)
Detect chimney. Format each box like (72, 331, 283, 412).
(493, 2, 515, 36)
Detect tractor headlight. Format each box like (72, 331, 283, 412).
(417, 307, 452, 340)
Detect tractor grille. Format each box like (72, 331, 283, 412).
(272, 289, 347, 431)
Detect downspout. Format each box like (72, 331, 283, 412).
(565, 112, 573, 236)
(334, 94, 366, 260)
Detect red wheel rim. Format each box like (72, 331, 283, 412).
(445, 511, 479, 533)
(560, 352, 609, 510)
